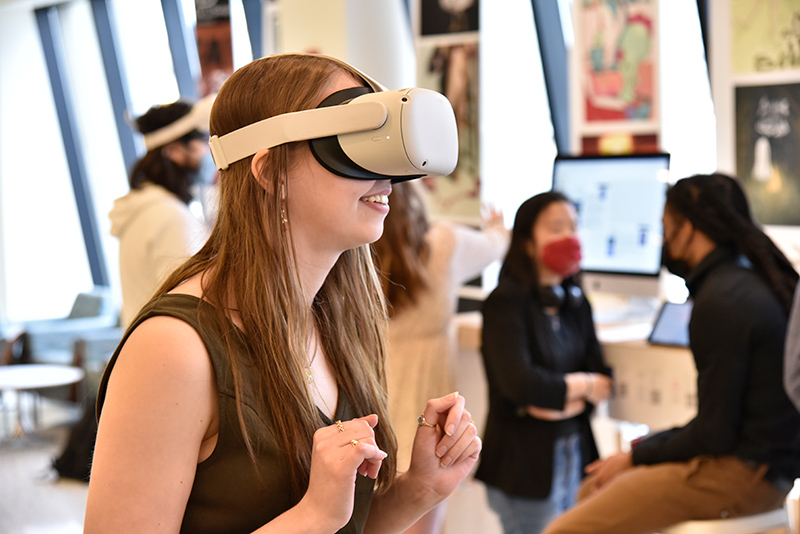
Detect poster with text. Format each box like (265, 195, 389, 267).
(736, 83, 800, 226)
(731, 0, 800, 76)
(572, 0, 660, 147)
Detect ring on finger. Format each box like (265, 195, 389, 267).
(350, 439, 359, 447)
(336, 420, 345, 433)
(417, 414, 436, 428)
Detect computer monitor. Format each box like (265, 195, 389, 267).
(551, 153, 671, 304)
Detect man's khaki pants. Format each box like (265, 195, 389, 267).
(541, 456, 785, 534)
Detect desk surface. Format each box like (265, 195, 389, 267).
(0, 364, 85, 390)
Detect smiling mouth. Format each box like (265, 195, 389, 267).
(360, 194, 389, 205)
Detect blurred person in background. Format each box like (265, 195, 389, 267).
(373, 180, 509, 533)
(477, 191, 612, 534)
(110, 95, 216, 327)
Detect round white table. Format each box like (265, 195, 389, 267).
(0, 364, 85, 444)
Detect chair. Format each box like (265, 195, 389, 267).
(0, 329, 26, 435)
(1, 329, 28, 366)
(15, 286, 121, 403)
(661, 507, 789, 534)
(22, 285, 119, 366)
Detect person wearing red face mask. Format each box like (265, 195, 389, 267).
(476, 191, 613, 534)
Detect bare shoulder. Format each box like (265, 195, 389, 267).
(113, 314, 213, 388)
(88, 315, 217, 533)
(168, 271, 205, 299)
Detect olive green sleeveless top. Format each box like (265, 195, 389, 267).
(97, 294, 376, 533)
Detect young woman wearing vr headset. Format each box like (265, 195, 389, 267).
(111, 97, 216, 328)
(85, 53, 479, 533)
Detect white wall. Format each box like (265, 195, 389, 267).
(659, 0, 717, 181)
(276, 0, 416, 90)
(480, 0, 556, 220)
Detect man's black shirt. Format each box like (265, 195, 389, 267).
(632, 247, 800, 488)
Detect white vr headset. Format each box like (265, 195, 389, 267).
(208, 58, 459, 183)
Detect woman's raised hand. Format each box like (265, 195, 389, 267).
(480, 203, 504, 228)
(406, 392, 481, 504)
(299, 414, 388, 532)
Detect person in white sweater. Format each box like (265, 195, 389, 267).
(373, 180, 510, 534)
(110, 97, 215, 327)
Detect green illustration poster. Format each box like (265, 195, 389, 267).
(731, 0, 800, 75)
(577, 0, 658, 124)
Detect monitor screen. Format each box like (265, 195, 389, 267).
(552, 153, 670, 279)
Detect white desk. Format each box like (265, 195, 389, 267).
(597, 326, 696, 431)
(0, 364, 85, 443)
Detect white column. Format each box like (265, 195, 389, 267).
(275, 0, 416, 89)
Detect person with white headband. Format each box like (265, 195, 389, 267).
(86, 53, 480, 534)
(109, 94, 216, 327)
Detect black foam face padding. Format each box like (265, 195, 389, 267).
(308, 87, 423, 183)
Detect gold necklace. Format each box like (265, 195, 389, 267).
(304, 334, 318, 382)
(305, 336, 335, 417)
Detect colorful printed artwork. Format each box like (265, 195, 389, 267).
(576, 0, 658, 124)
(736, 83, 800, 225)
(414, 0, 481, 221)
(731, 0, 800, 76)
(195, 1, 234, 97)
(420, 0, 479, 35)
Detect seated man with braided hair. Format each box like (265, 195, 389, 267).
(542, 173, 800, 534)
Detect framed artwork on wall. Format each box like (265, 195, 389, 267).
(736, 83, 800, 226)
(570, 0, 661, 154)
(413, 0, 482, 223)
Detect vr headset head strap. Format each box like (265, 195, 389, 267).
(209, 100, 387, 171)
(208, 54, 386, 171)
(208, 54, 457, 181)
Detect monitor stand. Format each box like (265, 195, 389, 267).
(588, 292, 661, 326)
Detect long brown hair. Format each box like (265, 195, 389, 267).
(156, 54, 397, 500)
(373, 181, 431, 316)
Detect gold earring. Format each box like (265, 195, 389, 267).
(281, 208, 288, 224)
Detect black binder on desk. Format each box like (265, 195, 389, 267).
(647, 301, 693, 348)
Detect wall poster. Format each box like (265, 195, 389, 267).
(414, 0, 481, 222)
(736, 83, 800, 226)
(571, 0, 660, 154)
(731, 0, 800, 76)
(195, 0, 234, 97)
